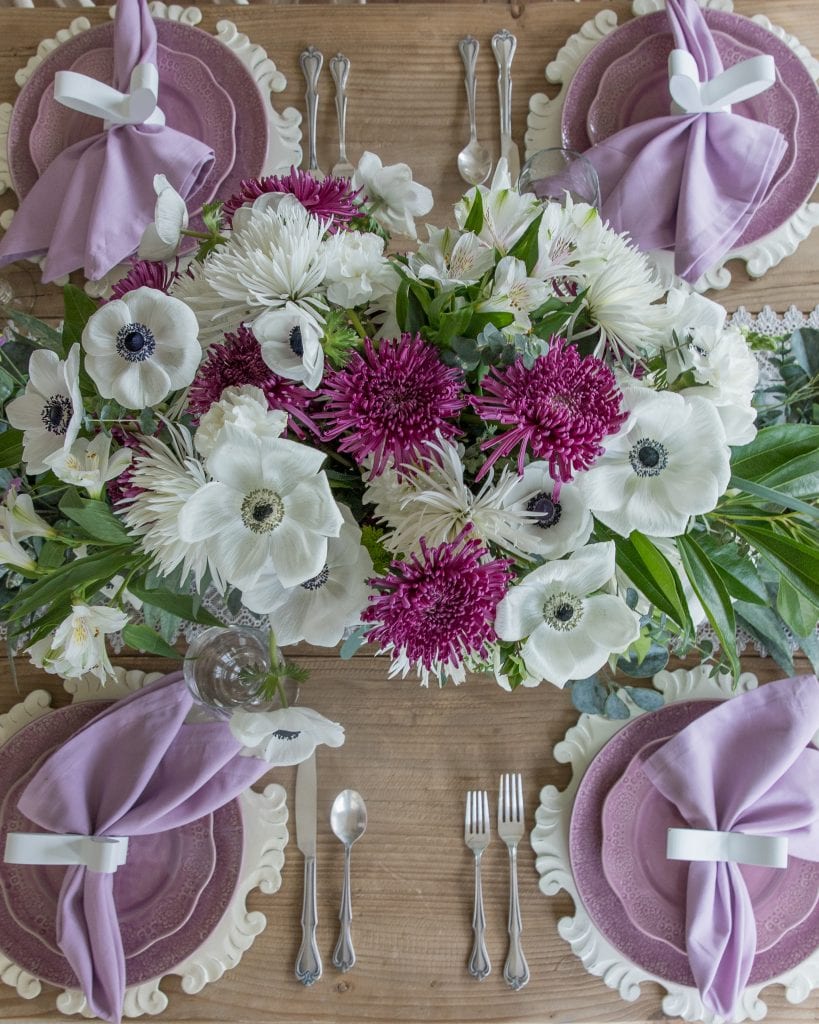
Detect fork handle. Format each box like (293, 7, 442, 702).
(468, 852, 490, 980)
(503, 844, 529, 990)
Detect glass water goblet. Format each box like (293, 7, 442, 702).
(517, 147, 601, 209)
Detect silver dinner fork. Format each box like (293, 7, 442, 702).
(464, 789, 491, 980)
(498, 772, 529, 990)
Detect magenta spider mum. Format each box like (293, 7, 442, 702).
(108, 260, 180, 300)
(222, 167, 362, 232)
(471, 339, 627, 493)
(187, 325, 319, 439)
(362, 529, 512, 685)
(318, 334, 466, 476)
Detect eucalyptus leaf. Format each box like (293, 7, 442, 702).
(604, 692, 631, 720)
(340, 624, 369, 660)
(570, 676, 607, 714)
(617, 643, 670, 678)
(624, 686, 665, 711)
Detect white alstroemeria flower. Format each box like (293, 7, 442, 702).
(82, 287, 201, 409)
(0, 506, 36, 572)
(454, 158, 541, 254)
(27, 603, 130, 684)
(578, 388, 732, 537)
(323, 230, 395, 308)
(254, 302, 325, 390)
(352, 151, 433, 239)
(243, 505, 373, 646)
(659, 288, 727, 381)
(137, 174, 189, 261)
(170, 260, 254, 349)
(532, 196, 604, 282)
(503, 463, 593, 559)
(230, 705, 345, 767)
(477, 256, 551, 331)
(408, 227, 495, 286)
(178, 428, 343, 589)
(194, 385, 288, 458)
(5, 491, 55, 540)
(495, 542, 640, 688)
(45, 432, 132, 499)
(5, 344, 83, 474)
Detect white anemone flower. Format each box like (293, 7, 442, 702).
(323, 230, 396, 308)
(137, 174, 189, 261)
(194, 385, 287, 458)
(178, 428, 343, 589)
(659, 288, 727, 380)
(408, 227, 495, 286)
(230, 705, 345, 767)
(5, 344, 83, 474)
(495, 542, 641, 688)
(243, 505, 373, 646)
(253, 302, 325, 390)
(578, 388, 732, 537)
(454, 158, 541, 254)
(27, 603, 129, 684)
(352, 151, 433, 238)
(503, 464, 593, 559)
(82, 287, 201, 409)
(477, 256, 551, 332)
(45, 432, 132, 499)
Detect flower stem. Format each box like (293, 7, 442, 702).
(347, 310, 367, 340)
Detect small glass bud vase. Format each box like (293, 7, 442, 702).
(183, 626, 298, 717)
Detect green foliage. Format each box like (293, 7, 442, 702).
(121, 624, 181, 659)
(128, 584, 224, 628)
(360, 525, 392, 575)
(0, 428, 23, 469)
(677, 533, 740, 681)
(321, 309, 361, 368)
(62, 285, 99, 352)
(59, 490, 131, 544)
(751, 328, 819, 428)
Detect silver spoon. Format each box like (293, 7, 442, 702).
(299, 46, 325, 180)
(330, 789, 367, 972)
(457, 36, 492, 187)
(329, 54, 355, 178)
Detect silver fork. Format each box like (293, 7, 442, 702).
(498, 773, 529, 990)
(464, 790, 491, 980)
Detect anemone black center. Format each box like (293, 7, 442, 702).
(289, 325, 304, 357)
(116, 322, 156, 363)
(41, 394, 72, 435)
(554, 603, 574, 622)
(526, 492, 562, 529)
(638, 445, 660, 468)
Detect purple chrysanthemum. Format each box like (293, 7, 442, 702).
(187, 325, 319, 439)
(109, 260, 180, 300)
(318, 334, 466, 476)
(362, 529, 512, 684)
(471, 338, 627, 493)
(222, 167, 362, 232)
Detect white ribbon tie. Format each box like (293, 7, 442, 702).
(668, 49, 777, 115)
(667, 827, 788, 869)
(4, 831, 129, 874)
(54, 62, 165, 129)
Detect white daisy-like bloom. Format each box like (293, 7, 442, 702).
(407, 227, 495, 286)
(5, 344, 83, 474)
(503, 463, 594, 559)
(230, 705, 345, 767)
(659, 288, 727, 381)
(194, 385, 287, 459)
(119, 423, 219, 590)
(170, 260, 253, 349)
(532, 196, 604, 282)
(253, 301, 325, 390)
(477, 256, 551, 332)
(178, 427, 343, 589)
(454, 158, 541, 254)
(5, 491, 55, 540)
(243, 505, 373, 646)
(138, 174, 189, 261)
(0, 505, 36, 572)
(577, 387, 732, 537)
(352, 150, 433, 238)
(495, 542, 641, 688)
(82, 287, 201, 409)
(45, 432, 132, 499)
(323, 230, 396, 308)
(27, 603, 129, 684)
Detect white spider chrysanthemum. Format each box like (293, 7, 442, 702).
(170, 260, 253, 349)
(119, 423, 220, 590)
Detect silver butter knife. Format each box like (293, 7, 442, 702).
(491, 29, 520, 182)
(295, 752, 322, 985)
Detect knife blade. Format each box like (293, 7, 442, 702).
(491, 29, 520, 182)
(295, 752, 321, 985)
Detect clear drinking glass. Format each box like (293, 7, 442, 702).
(517, 147, 601, 209)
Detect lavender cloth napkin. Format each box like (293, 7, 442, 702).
(0, 0, 213, 282)
(577, 0, 788, 282)
(643, 675, 819, 1018)
(15, 671, 267, 1024)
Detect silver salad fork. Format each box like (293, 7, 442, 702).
(464, 789, 491, 980)
(498, 772, 529, 990)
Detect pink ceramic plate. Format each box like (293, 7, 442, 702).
(570, 700, 819, 987)
(7, 19, 268, 224)
(561, 9, 819, 249)
(0, 703, 243, 990)
(601, 735, 819, 955)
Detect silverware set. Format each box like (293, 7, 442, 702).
(464, 773, 529, 989)
(295, 753, 368, 985)
(299, 46, 356, 180)
(457, 30, 519, 186)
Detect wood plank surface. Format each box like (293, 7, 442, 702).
(0, 3, 817, 1022)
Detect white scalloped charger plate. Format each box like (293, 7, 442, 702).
(0, 666, 289, 1020)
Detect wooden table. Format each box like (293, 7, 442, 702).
(0, 2, 817, 1023)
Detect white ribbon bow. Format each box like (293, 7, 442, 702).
(668, 49, 777, 115)
(667, 827, 788, 869)
(53, 62, 165, 129)
(4, 831, 129, 874)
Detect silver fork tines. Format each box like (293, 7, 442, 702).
(498, 773, 529, 990)
(464, 790, 491, 980)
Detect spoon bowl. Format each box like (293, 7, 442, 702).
(457, 140, 493, 187)
(331, 789, 368, 847)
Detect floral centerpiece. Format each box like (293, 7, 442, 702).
(0, 154, 816, 715)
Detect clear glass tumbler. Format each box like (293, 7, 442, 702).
(517, 147, 601, 209)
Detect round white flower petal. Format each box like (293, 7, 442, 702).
(266, 518, 328, 588)
(178, 482, 240, 543)
(283, 477, 345, 537)
(205, 434, 266, 496)
(495, 580, 550, 641)
(583, 593, 642, 651)
(258, 438, 327, 493)
(520, 624, 577, 688)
